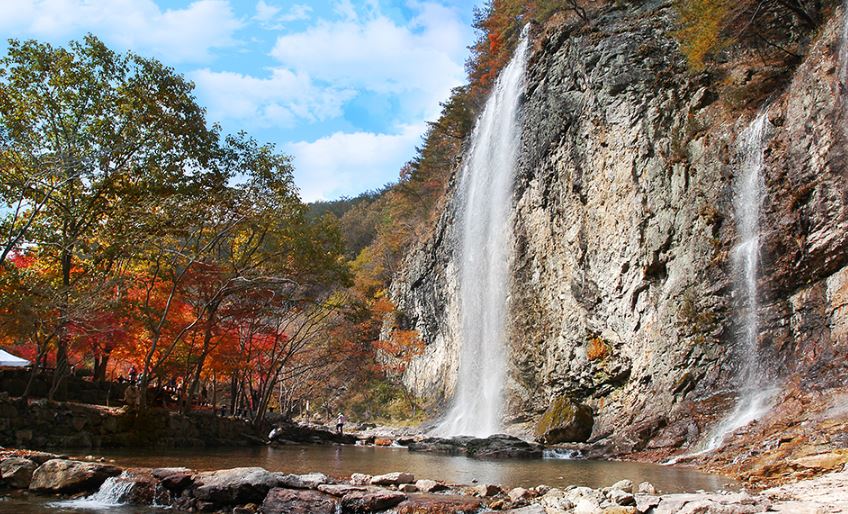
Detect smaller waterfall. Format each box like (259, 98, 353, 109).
(49, 472, 137, 509)
(434, 27, 530, 437)
(701, 111, 776, 454)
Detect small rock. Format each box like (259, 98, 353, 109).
(635, 494, 660, 512)
(610, 480, 633, 493)
(341, 489, 406, 512)
(608, 488, 636, 506)
(505, 505, 546, 514)
(350, 473, 372, 486)
(397, 494, 483, 514)
(637, 482, 656, 495)
(602, 507, 637, 514)
(374, 438, 393, 446)
(474, 483, 502, 497)
(370, 472, 415, 485)
(399, 483, 418, 492)
(415, 479, 448, 493)
(151, 467, 192, 479)
(489, 498, 509, 509)
(508, 487, 530, 502)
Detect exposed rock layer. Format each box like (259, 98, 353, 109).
(390, 0, 848, 455)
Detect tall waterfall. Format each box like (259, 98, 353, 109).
(701, 111, 775, 453)
(434, 28, 529, 437)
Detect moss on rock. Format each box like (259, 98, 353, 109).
(534, 396, 594, 444)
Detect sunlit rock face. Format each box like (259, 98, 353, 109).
(390, 0, 848, 453)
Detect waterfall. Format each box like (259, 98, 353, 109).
(434, 27, 530, 437)
(49, 472, 137, 509)
(701, 111, 776, 454)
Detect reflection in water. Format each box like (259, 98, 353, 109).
(76, 445, 736, 493)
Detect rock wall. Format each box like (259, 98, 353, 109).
(390, 0, 848, 451)
(0, 394, 261, 449)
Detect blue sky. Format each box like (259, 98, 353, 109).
(0, 0, 479, 201)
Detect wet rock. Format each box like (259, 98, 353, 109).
(159, 470, 193, 493)
(396, 494, 483, 514)
(192, 467, 284, 505)
(415, 479, 448, 493)
(101, 471, 157, 505)
(370, 471, 414, 485)
(268, 422, 357, 445)
(28, 458, 121, 494)
(350, 473, 372, 486)
(262, 487, 338, 514)
(465, 434, 543, 459)
(399, 483, 418, 492)
(232, 504, 258, 514)
(473, 483, 502, 497)
(534, 397, 594, 444)
(341, 489, 406, 512)
(374, 438, 393, 446)
(0, 457, 36, 488)
(279, 472, 329, 489)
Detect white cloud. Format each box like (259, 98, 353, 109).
(270, 1, 468, 120)
(0, 0, 242, 63)
(287, 124, 425, 201)
(254, 1, 311, 30)
(191, 68, 356, 128)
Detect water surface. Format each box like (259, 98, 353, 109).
(83, 445, 734, 493)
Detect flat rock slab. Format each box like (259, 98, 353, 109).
(150, 466, 192, 479)
(262, 487, 338, 514)
(280, 472, 330, 489)
(192, 467, 284, 505)
(370, 472, 415, 485)
(318, 483, 368, 496)
(416, 479, 449, 493)
(396, 494, 483, 514)
(341, 489, 407, 513)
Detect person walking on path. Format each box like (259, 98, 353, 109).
(336, 412, 346, 435)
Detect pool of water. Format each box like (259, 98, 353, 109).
(81, 444, 734, 493)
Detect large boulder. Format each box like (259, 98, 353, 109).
(0, 457, 37, 488)
(279, 472, 330, 489)
(370, 472, 415, 485)
(262, 487, 338, 514)
(29, 458, 121, 494)
(534, 397, 594, 444)
(397, 494, 483, 514)
(191, 467, 284, 505)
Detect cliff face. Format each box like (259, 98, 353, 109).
(390, 0, 848, 456)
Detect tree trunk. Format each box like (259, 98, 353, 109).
(49, 249, 73, 401)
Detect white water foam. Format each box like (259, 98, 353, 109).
(434, 27, 530, 437)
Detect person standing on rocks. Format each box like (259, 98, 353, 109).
(336, 412, 346, 435)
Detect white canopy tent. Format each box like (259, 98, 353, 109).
(0, 349, 30, 368)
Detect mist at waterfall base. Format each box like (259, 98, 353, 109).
(432, 28, 530, 438)
(686, 112, 778, 459)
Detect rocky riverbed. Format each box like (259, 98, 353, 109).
(1, 447, 845, 513)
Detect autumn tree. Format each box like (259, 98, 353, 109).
(0, 36, 217, 396)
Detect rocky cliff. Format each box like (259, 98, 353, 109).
(390, 0, 848, 462)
